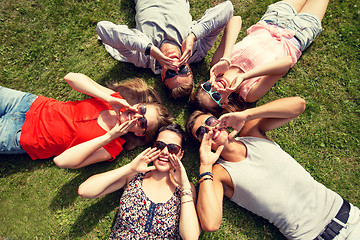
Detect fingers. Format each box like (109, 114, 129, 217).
(228, 130, 239, 139)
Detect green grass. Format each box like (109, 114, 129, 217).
(1, 0, 359, 239)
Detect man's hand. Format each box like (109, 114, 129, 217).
(150, 45, 179, 70)
(179, 33, 196, 66)
(199, 130, 224, 167)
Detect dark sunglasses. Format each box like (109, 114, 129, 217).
(137, 104, 147, 130)
(201, 82, 222, 107)
(153, 141, 181, 154)
(195, 116, 219, 140)
(164, 65, 191, 80)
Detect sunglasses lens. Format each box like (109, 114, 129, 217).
(165, 70, 176, 79)
(195, 126, 207, 139)
(205, 116, 218, 127)
(153, 141, 166, 150)
(168, 144, 181, 154)
(212, 92, 222, 101)
(137, 117, 147, 129)
(138, 104, 146, 115)
(203, 82, 212, 92)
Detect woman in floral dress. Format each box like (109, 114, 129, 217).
(78, 123, 200, 239)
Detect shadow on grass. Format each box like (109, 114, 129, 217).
(68, 191, 122, 238)
(0, 154, 53, 178)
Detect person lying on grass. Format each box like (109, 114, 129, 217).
(97, 0, 233, 99)
(78, 123, 201, 239)
(186, 97, 360, 240)
(192, 0, 329, 115)
(0, 73, 172, 169)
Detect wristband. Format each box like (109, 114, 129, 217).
(145, 43, 153, 55)
(199, 177, 213, 184)
(198, 172, 213, 180)
(220, 57, 231, 67)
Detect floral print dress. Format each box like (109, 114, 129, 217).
(109, 173, 182, 239)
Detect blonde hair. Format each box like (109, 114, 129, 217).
(108, 78, 173, 150)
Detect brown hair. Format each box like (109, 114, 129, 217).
(190, 85, 247, 117)
(185, 110, 208, 141)
(108, 78, 173, 150)
(169, 82, 194, 99)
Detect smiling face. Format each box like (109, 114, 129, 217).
(120, 104, 159, 136)
(191, 114, 229, 150)
(153, 130, 184, 172)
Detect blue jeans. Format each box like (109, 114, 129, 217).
(0, 87, 38, 154)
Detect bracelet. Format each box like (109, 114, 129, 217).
(198, 172, 213, 180)
(220, 57, 231, 67)
(180, 190, 193, 198)
(145, 43, 153, 55)
(181, 199, 194, 204)
(199, 177, 213, 184)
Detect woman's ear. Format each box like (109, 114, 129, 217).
(134, 132, 145, 137)
(178, 150, 185, 160)
(222, 98, 229, 107)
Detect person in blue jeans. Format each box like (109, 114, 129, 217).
(0, 73, 172, 169)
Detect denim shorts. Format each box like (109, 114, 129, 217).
(0, 87, 38, 154)
(261, 1, 322, 51)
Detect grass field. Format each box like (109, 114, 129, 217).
(0, 0, 359, 239)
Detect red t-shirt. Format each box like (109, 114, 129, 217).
(20, 93, 126, 160)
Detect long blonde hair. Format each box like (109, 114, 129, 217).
(108, 78, 173, 150)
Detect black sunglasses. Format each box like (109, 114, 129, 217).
(153, 140, 181, 154)
(164, 65, 191, 80)
(137, 104, 147, 130)
(201, 82, 222, 107)
(195, 116, 219, 140)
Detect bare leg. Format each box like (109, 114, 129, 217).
(282, 0, 307, 13)
(299, 0, 329, 21)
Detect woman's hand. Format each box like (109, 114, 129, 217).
(107, 119, 137, 139)
(107, 97, 137, 120)
(209, 60, 231, 83)
(219, 112, 247, 139)
(199, 131, 224, 167)
(169, 154, 191, 189)
(150, 45, 179, 71)
(129, 147, 160, 173)
(179, 33, 196, 66)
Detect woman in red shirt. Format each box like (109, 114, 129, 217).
(0, 73, 172, 169)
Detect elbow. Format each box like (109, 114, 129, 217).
(293, 97, 306, 116)
(78, 184, 96, 199)
(201, 222, 221, 232)
(53, 156, 78, 169)
(231, 16, 242, 25)
(63, 72, 79, 84)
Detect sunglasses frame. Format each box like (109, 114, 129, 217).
(201, 82, 222, 107)
(153, 140, 182, 154)
(164, 65, 191, 80)
(195, 116, 219, 140)
(137, 104, 147, 130)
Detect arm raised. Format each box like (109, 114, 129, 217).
(78, 147, 159, 199)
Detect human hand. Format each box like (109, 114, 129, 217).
(107, 97, 137, 120)
(129, 147, 160, 173)
(209, 61, 231, 83)
(199, 131, 224, 167)
(218, 112, 247, 139)
(169, 154, 191, 189)
(150, 45, 179, 71)
(107, 118, 137, 139)
(179, 33, 196, 66)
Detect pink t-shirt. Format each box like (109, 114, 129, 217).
(20, 93, 126, 160)
(230, 21, 302, 101)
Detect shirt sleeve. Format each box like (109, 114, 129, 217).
(97, 21, 152, 53)
(104, 137, 126, 161)
(190, 1, 233, 40)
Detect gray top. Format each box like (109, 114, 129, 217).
(217, 136, 342, 240)
(97, 0, 233, 74)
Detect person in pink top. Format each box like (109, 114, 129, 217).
(0, 73, 172, 169)
(192, 0, 329, 115)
